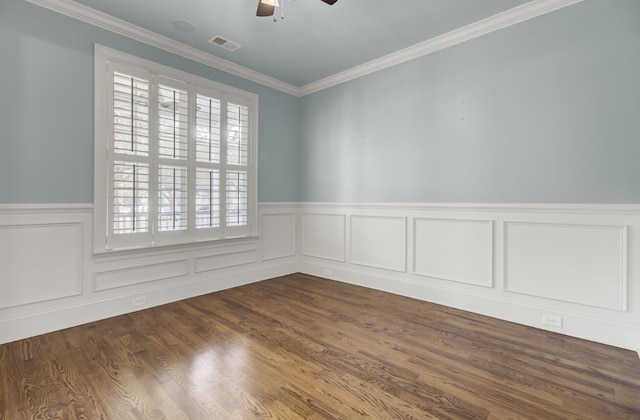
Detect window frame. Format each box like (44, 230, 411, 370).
(93, 45, 258, 253)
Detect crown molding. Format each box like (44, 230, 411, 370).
(25, 0, 582, 97)
(24, 0, 300, 96)
(299, 0, 584, 95)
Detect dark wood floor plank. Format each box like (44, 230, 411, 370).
(240, 284, 558, 417)
(1, 273, 639, 419)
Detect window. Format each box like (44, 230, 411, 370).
(94, 46, 258, 252)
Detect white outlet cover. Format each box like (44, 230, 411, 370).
(132, 296, 147, 307)
(542, 314, 563, 327)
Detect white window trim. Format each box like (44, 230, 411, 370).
(93, 45, 258, 253)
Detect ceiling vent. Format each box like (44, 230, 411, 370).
(208, 35, 241, 52)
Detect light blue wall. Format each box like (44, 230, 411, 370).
(300, 0, 640, 203)
(0, 0, 301, 203)
(3, 0, 639, 205)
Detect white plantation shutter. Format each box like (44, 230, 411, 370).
(95, 46, 257, 251)
(157, 84, 188, 160)
(226, 170, 248, 227)
(226, 102, 249, 166)
(157, 166, 188, 231)
(195, 95, 221, 164)
(195, 93, 222, 232)
(195, 168, 220, 229)
(108, 69, 153, 249)
(156, 81, 189, 240)
(113, 73, 150, 156)
(224, 101, 250, 235)
(112, 161, 149, 234)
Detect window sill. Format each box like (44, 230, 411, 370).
(93, 235, 259, 262)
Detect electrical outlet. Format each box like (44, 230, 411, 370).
(323, 268, 332, 276)
(542, 314, 563, 328)
(132, 296, 147, 307)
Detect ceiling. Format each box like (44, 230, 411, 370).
(65, 0, 538, 89)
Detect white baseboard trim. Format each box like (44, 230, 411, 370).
(0, 262, 297, 345)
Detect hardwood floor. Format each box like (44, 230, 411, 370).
(1, 273, 639, 419)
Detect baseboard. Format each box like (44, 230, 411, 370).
(0, 262, 297, 345)
(300, 262, 640, 353)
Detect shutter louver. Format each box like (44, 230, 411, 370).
(158, 166, 188, 231)
(226, 170, 248, 227)
(112, 162, 150, 234)
(196, 95, 221, 163)
(158, 85, 188, 160)
(195, 169, 220, 228)
(227, 103, 249, 166)
(113, 73, 149, 156)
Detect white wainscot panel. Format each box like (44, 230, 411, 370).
(0, 223, 82, 308)
(194, 244, 258, 273)
(414, 218, 493, 287)
(350, 215, 406, 272)
(261, 213, 296, 261)
(301, 213, 345, 262)
(94, 259, 189, 292)
(504, 222, 627, 310)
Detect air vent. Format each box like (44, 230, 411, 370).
(208, 35, 241, 52)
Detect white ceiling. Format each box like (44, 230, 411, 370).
(38, 0, 580, 93)
(26, 0, 582, 96)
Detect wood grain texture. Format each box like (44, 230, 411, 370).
(1, 273, 639, 419)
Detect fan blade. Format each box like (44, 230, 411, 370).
(257, 0, 275, 16)
(320, 0, 337, 4)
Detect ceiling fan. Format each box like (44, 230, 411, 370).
(257, 0, 338, 17)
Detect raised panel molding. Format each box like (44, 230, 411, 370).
(2, 203, 639, 352)
(301, 213, 346, 262)
(261, 212, 296, 261)
(194, 245, 258, 273)
(504, 222, 628, 311)
(350, 215, 407, 272)
(413, 218, 493, 287)
(299, 203, 640, 351)
(0, 222, 83, 309)
(94, 259, 189, 291)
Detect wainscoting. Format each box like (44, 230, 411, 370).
(299, 203, 640, 352)
(1, 203, 639, 353)
(0, 203, 298, 344)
